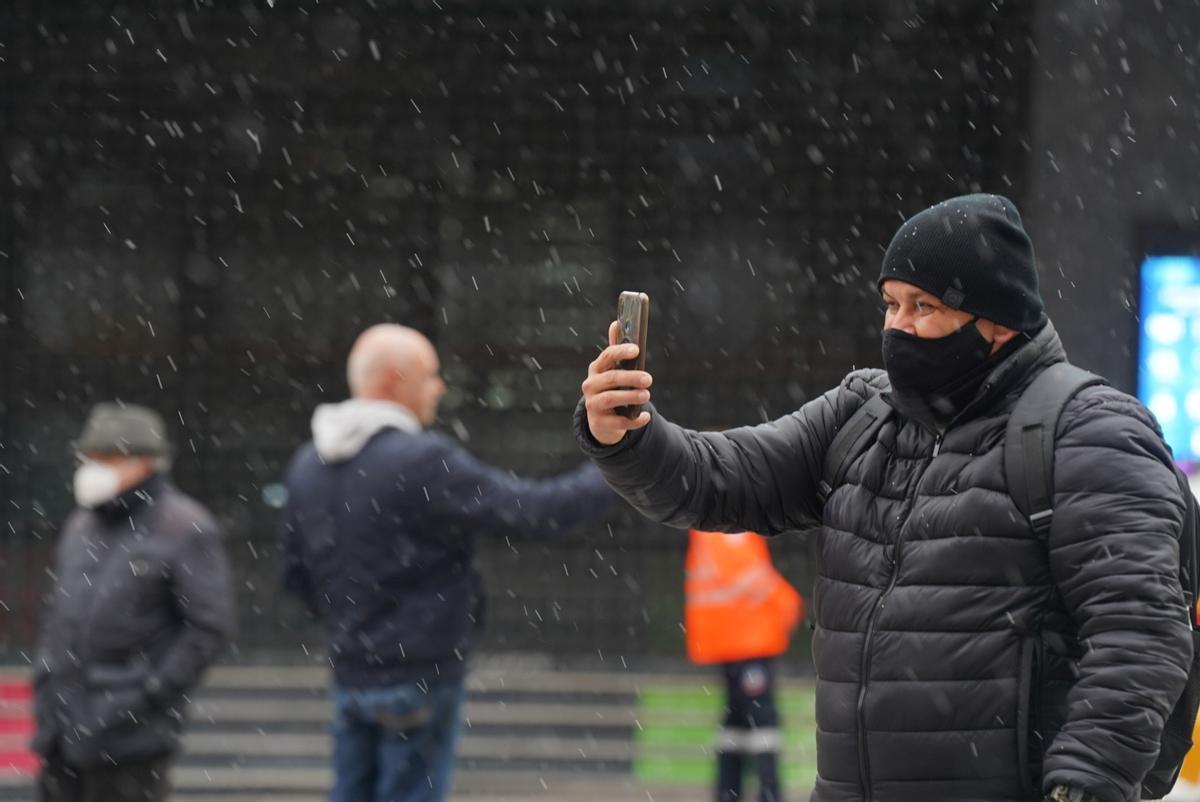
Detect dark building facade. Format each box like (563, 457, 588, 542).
(1, 0, 1035, 659)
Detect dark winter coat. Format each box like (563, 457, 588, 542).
(575, 321, 1193, 802)
(32, 475, 236, 769)
(281, 399, 616, 689)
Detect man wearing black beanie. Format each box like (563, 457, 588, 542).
(575, 193, 1194, 802)
(876, 193, 1047, 429)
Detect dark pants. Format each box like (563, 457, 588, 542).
(37, 752, 171, 802)
(716, 658, 782, 802)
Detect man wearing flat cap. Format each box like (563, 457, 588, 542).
(32, 403, 236, 802)
(578, 194, 1195, 802)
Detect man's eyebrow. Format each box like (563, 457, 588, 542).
(881, 288, 940, 305)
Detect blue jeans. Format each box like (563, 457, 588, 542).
(329, 678, 466, 802)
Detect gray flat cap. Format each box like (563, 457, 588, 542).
(76, 402, 173, 457)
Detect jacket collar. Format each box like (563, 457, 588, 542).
(886, 320, 1068, 432)
(975, 319, 1068, 403)
(93, 472, 166, 522)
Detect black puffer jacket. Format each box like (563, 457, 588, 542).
(576, 322, 1192, 802)
(33, 475, 235, 768)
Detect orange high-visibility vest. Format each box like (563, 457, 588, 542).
(685, 529, 803, 665)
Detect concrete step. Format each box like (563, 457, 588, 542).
(194, 666, 705, 695)
(0, 776, 701, 802)
(2, 697, 714, 728)
(187, 697, 713, 727)
(181, 732, 714, 763)
(183, 731, 635, 761)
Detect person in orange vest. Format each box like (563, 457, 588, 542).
(685, 529, 804, 802)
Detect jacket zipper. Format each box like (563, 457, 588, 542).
(855, 430, 942, 802)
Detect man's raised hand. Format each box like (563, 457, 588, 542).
(581, 321, 653, 446)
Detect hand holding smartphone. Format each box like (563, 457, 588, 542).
(580, 291, 654, 446)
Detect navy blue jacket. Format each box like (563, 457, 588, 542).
(281, 409, 615, 688)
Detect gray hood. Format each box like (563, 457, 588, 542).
(311, 399, 421, 463)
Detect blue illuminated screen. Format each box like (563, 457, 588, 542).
(1138, 256, 1200, 463)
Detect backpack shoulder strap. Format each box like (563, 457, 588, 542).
(820, 393, 893, 507)
(1004, 362, 1107, 538)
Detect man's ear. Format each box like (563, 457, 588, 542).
(988, 322, 1020, 351)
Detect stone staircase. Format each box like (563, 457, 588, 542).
(0, 662, 713, 801)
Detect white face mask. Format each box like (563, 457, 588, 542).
(73, 460, 123, 508)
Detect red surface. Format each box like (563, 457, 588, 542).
(0, 753, 38, 774)
(0, 684, 30, 701)
(0, 680, 36, 777)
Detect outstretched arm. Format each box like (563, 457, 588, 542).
(577, 320, 878, 534)
(422, 436, 617, 542)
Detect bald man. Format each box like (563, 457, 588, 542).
(279, 325, 616, 802)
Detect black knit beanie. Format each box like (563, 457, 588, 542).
(877, 193, 1047, 332)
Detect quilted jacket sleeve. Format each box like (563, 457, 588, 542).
(572, 369, 883, 535)
(1041, 386, 1194, 802)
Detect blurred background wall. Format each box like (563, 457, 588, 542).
(2, 0, 1195, 665)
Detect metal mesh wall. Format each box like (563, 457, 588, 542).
(0, 0, 1035, 660)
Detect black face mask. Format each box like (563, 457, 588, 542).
(881, 319, 994, 409)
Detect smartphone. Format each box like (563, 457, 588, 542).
(615, 291, 650, 419)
